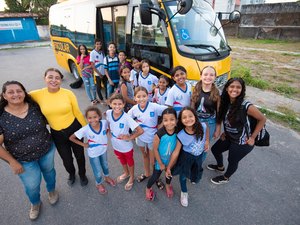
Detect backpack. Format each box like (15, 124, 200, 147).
(241, 101, 270, 147)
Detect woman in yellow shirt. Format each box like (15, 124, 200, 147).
(30, 68, 88, 186)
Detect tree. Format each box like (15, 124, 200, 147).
(4, 0, 57, 24)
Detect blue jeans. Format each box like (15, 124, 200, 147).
(106, 81, 119, 97)
(18, 142, 56, 205)
(89, 152, 109, 185)
(199, 117, 216, 161)
(82, 76, 96, 101)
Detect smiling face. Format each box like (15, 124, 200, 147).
(80, 45, 86, 55)
(44, 70, 62, 92)
(162, 113, 177, 133)
(95, 41, 102, 51)
(201, 67, 216, 85)
(118, 52, 126, 63)
(86, 110, 101, 127)
(3, 84, 26, 105)
(134, 90, 148, 108)
(158, 77, 168, 91)
(110, 99, 125, 114)
(173, 69, 187, 86)
(132, 59, 140, 70)
(121, 67, 131, 82)
(108, 43, 116, 55)
(226, 80, 242, 101)
(181, 109, 196, 129)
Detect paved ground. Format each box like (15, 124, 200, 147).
(0, 42, 299, 225)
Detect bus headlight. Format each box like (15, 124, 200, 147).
(186, 79, 198, 89)
(215, 72, 228, 91)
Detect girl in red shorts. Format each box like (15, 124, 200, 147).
(106, 94, 144, 190)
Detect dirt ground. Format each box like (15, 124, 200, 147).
(228, 38, 300, 101)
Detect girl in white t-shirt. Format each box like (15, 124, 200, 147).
(153, 75, 170, 105)
(106, 94, 144, 191)
(128, 87, 167, 185)
(165, 66, 192, 115)
(137, 59, 158, 101)
(69, 106, 115, 194)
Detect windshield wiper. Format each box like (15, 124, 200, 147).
(185, 44, 220, 56)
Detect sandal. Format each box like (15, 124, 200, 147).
(105, 177, 116, 187)
(166, 185, 174, 198)
(124, 182, 134, 191)
(155, 179, 165, 190)
(136, 174, 149, 183)
(96, 184, 107, 195)
(146, 188, 155, 201)
(116, 174, 129, 184)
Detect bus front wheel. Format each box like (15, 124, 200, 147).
(70, 62, 80, 80)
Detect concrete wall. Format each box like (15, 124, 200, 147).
(37, 25, 50, 40)
(223, 2, 300, 40)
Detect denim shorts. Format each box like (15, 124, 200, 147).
(136, 138, 153, 151)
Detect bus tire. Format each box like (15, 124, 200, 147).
(70, 62, 80, 80)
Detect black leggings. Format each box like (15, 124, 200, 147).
(211, 138, 254, 178)
(146, 169, 172, 189)
(51, 119, 86, 177)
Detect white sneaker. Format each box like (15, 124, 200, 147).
(180, 192, 188, 207)
(48, 190, 59, 205)
(29, 202, 41, 220)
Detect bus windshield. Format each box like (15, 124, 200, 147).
(164, 0, 229, 57)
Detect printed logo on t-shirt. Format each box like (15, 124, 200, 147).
(103, 130, 106, 135)
(96, 55, 99, 58)
(89, 135, 95, 139)
(175, 95, 183, 101)
(148, 81, 152, 85)
(119, 123, 124, 128)
(164, 97, 167, 100)
(150, 112, 155, 117)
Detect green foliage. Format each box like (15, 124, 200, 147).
(273, 84, 299, 97)
(4, 0, 57, 25)
(231, 65, 269, 89)
(260, 108, 300, 132)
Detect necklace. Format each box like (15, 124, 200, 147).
(5, 103, 29, 117)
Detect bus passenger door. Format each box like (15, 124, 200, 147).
(130, 7, 172, 76)
(97, 5, 127, 51)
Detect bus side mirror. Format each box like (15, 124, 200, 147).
(139, 3, 166, 25)
(229, 10, 241, 23)
(140, 3, 152, 25)
(177, 0, 193, 15)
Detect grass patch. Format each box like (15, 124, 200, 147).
(231, 65, 269, 89)
(281, 53, 300, 57)
(260, 107, 300, 133)
(272, 84, 299, 97)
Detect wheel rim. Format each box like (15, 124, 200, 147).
(71, 63, 80, 79)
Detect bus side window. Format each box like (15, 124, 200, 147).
(114, 5, 128, 51)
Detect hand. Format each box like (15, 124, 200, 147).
(83, 143, 89, 148)
(10, 161, 24, 174)
(118, 134, 131, 140)
(165, 168, 172, 179)
(159, 163, 166, 171)
(220, 132, 226, 141)
(204, 140, 210, 152)
(213, 130, 220, 140)
(246, 136, 255, 146)
(109, 80, 114, 86)
(81, 54, 85, 59)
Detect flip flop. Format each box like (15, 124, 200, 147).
(155, 179, 165, 190)
(96, 184, 107, 195)
(117, 174, 130, 184)
(146, 188, 155, 201)
(124, 182, 134, 191)
(136, 174, 149, 183)
(105, 178, 116, 187)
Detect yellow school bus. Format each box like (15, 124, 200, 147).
(49, 0, 240, 88)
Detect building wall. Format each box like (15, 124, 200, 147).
(0, 17, 40, 44)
